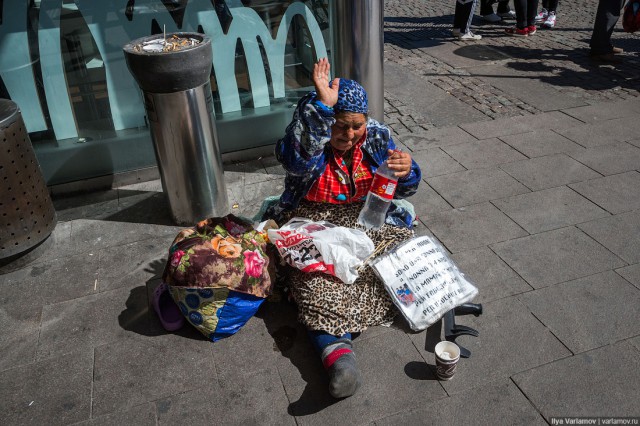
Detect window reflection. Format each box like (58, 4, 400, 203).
(0, 0, 330, 184)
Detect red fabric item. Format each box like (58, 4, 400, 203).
(305, 133, 374, 204)
(323, 347, 353, 369)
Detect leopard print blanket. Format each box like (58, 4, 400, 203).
(281, 200, 414, 336)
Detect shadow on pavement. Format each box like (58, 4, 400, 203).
(117, 265, 206, 341)
(256, 299, 339, 416)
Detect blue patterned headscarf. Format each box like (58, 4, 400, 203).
(331, 79, 368, 114)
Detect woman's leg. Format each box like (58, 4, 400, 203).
(308, 330, 360, 398)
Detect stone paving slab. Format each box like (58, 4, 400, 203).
(373, 379, 546, 426)
(397, 127, 478, 151)
(450, 247, 533, 304)
(91, 334, 216, 417)
(226, 178, 283, 219)
(410, 147, 466, 178)
(66, 220, 181, 258)
(76, 404, 157, 426)
(155, 368, 295, 426)
(616, 263, 640, 290)
(490, 226, 626, 289)
(409, 182, 454, 218)
(498, 130, 585, 158)
(417, 297, 571, 395)
(512, 341, 640, 419)
(441, 138, 527, 169)
(96, 237, 167, 293)
(0, 350, 93, 426)
(518, 271, 640, 354)
(0, 304, 41, 372)
(469, 63, 590, 112)
(569, 171, 640, 214)
(37, 285, 149, 361)
(577, 209, 640, 264)
(499, 153, 602, 191)
(424, 202, 528, 253)
(561, 98, 640, 123)
(460, 111, 583, 140)
(557, 116, 640, 148)
(427, 168, 530, 208)
(52, 190, 120, 222)
(566, 141, 640, 175)
(629, 336, 640, 352)
(491, 186, 610, 234)
(0, 251, 100, 308)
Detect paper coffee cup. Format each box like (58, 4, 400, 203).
(434, 341, 461, 380)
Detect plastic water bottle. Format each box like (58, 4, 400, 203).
(358, 160, 398, 230)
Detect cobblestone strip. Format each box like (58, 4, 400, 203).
(383, 0, 640, 123)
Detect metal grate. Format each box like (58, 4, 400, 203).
(0, 100, 56, 259)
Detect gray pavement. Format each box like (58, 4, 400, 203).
(2, 0, 640, 424)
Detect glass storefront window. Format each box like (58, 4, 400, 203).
(0, 0, 331, 185)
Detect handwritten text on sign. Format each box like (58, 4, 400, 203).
(372, 236, 478, 330)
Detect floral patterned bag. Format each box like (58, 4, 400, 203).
(162, 214, 275, 341)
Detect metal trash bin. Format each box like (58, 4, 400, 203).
(0, 99, 57, 260)
(123, 32, 229, 225)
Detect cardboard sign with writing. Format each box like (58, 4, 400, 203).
(371, 236, 478, 331)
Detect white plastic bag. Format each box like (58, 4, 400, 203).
(370, 236, 478, 331)
(267, 218, 374, 284)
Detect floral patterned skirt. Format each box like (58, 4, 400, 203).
(281, 200, 414, 336)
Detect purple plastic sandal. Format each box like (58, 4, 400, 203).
(152, 282, 185, 331)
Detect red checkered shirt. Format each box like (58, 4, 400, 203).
(305, 134, 374, 204)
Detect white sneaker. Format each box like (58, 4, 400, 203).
(535, 8, 548, 23)
(482, 13, 501, 23)
(460, 31, 482, 40)
(543, 12, 556, 28)
(498, 10, 516, 19)
(452, 28, 462, 38)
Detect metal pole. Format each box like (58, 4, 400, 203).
(330, 0, 385, 122)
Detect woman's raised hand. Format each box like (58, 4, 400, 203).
(313, 58, 340, 108)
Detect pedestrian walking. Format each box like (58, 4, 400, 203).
(535, 0, 559, 28)
(453, 0, 483, 40)
(589, 0, 625, 63)
(504, 0, 539, 36)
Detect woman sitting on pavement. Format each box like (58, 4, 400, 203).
(263, 58, 421, 398)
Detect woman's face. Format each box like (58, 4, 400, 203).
(330, 112, 367, 152)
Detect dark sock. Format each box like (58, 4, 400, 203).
(321, 338, 361, 398)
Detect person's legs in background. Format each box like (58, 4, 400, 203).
(453, 0, 482, 39)
(506, 0, 529, 35)
(589, 0, 625, 61)
(536, 0, 549, 22)
(542, 0, 558, 28)
(308, 330, 361, 398)
(497, 1, 516, 19)
(480, 0, 502, 22)
(526, 0, 540, 32)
